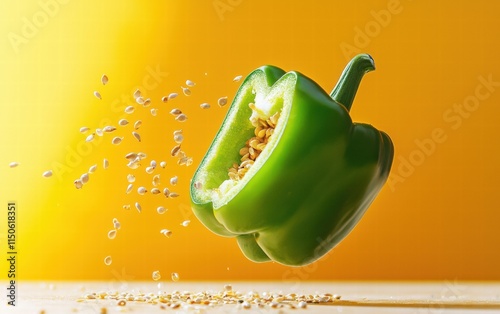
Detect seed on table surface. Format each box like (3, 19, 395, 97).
(171, 272, 179, 282)
(152, 271, 161, 281)
(103, 126, 116, 133)
(200, 103, 210, 109)
(157, 206, 166, 214)
(218, 96, 228, 107)
(94, 91, 102, 100)
(173, 134, 183, 143)
(132, 132, 141, 142)
(42, 170, 53, 178)
(118, 119, 129, 126)
(107, 229, 117, 240)
(112, 137, 123, 145)
(170, 108, 182, 116)
(104, 256, 112, 266)
(242, 301, 251, 309)
(126, 184, 133, 194)
(117, 300, 126, 306)
(101, 74, 108, 85)
(298, 301, 307, 308)
(143, 98, 151, 107)
(95, 128, 103, 137)
(127, 174, 135, 183)
(181, 220, 190, 227)
(89, 164, 97, 173)
(160, 161, 167, 168)
(150, 108, 158, 116)
(103, 158, 109, 169)
(86, 133, 95, 142)
(168, 92, 178, 100)
(135, 202, 142, 213)
(233, 75, 242, 82)
(175, 114, 187, 122)
(124, 106, 135, 114)
(9, 162, 19, 168)
(186, 79, 195, 87)
(137, 186, 147, 195)
(74, 179, 83, 189)
(181, 87, 191, 96)
(169, 176, 178, 185)
(80, 173, 89, 184)
(80, 126, 90, 133)
(160, 229, 172, 237)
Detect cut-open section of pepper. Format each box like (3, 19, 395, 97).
(190, 54, 394, 266)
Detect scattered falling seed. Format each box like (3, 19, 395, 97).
(135, 202, 142, 213)
(169, 192, 179, 198)
(161, 96, 168, 102)
(89, 164, 97, 173)
(160, 161, 167, 168)
(132, 132, 141, 142)
(170, 176, 178, 185)
(125, 152, 137, 160)
(171, 145, 181, 157)
(168, 93, 178, 100)
(163, 188, 170, 197)
(113, 218, 121, 230)
(200, 103, 210, 109)
(112, 137, 123, 145)
(134, 120, 142, 130)
(103, 159, 109, 169)
(181, 87, 191, 96)
(138, 152, 147, 159)
(126, 184, 133, 194)
(80, 173, 89, 184)
(137, 186, 147, 195)
(9, 162, 19, 168)
(174, 134, 184, 143)
(107, 229, 117, 240)
(171, 272, 179, 282)
(186, 80, 195, 87)
(233, 75, 242, 82)
(150, 108, 158, 116)
(101, 74, 108, 85)
(124, 106, 135, 114)
(170, 108, 182, 116)
(160, 229, 172, 237)
(145, 166, 154, 174)
(143, 98, 151, 107)
(150, 160, 157, 168)
(95, 128, 103, 137)
(118, 119, 129, 126)
(86, 133, 95, 142)
(151, 188, 160, 194)
(74, 179, 83, 189)
(157, 206, 166, 214)
(152, 271, 161, 281)
(123, 205, 131, 210)
(94, 91, 102, 100)
(104, 256, 112, 266)
(175, 114, 187, 122)
(181, 220, 190, 227)
(152, 174, 160, 186)
(42, 170, 53, 178)
(133, 89, 141, 99)
(80, 127, 90, 133)
(103, 126, 116, 133)
(127, 174, 135, 183)
(218, 96, 228, 107)
(127, 162, 139, 169)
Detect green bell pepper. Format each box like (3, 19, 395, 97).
(190, 54, 394, 266)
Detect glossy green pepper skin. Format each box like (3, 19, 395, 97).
(190, 54, 394, 266)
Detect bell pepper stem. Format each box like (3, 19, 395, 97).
(330, 54, 375, 112)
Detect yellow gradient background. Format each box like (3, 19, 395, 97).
(1, 0, 500, 281)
